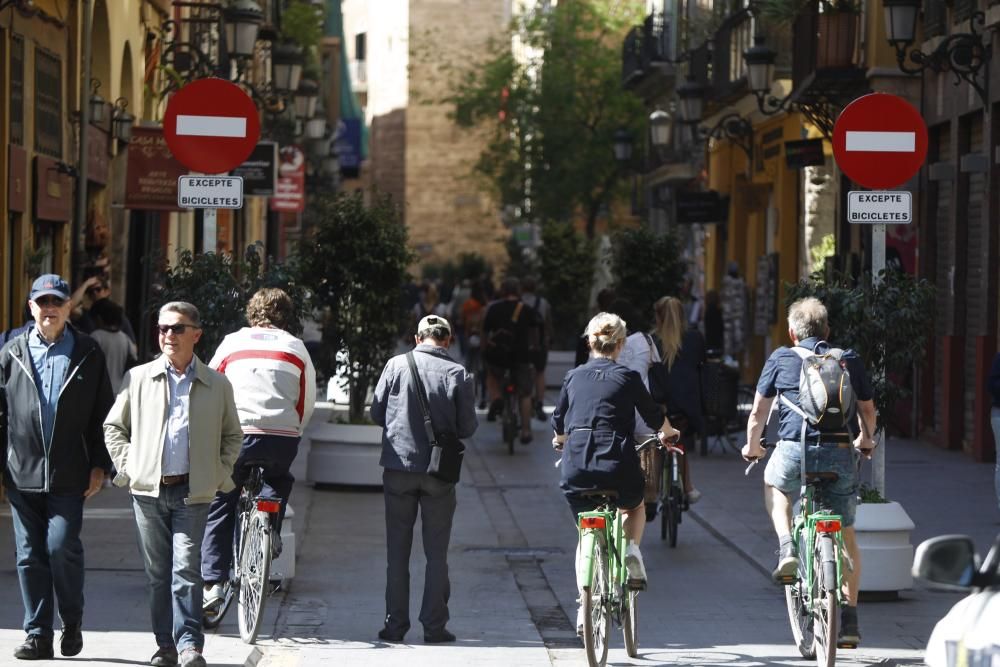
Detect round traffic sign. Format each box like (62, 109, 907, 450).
(163, 78, 261, 175)
(832, 93, 928, 190)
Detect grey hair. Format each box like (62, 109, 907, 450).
(417, 325, 451, 342)
(787, 297, 828, 340)
(585, 312, 626, 355)
(159, 301, 201, 327)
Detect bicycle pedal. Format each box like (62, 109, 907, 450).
(836, 641, 858, 650)
(626, 578, 647, 591)
(775, 575, 796, 585)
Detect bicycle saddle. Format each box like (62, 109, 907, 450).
(804, 471, 840, 484)
(580, 489, 619, 499)
(241, 459, 270, 469)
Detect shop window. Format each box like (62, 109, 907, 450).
(34, 49, 62, 158)
(11, 34, 24, 145)
(32, 223, 56, 276)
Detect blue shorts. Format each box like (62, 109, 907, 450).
(764, 440, 859, 527)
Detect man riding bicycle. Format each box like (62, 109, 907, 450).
(482, 277, 540, 444)
(742, 297, 876, 647)
(200, 288, 316, 612)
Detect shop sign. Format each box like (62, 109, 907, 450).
(334, 118, 362, 178)
(125, 126, 187, 211)
(675, 191, 729, 224)
(270, 145, 306, 213)
(8, 145, 28, 212)
(231, 142, 277, 195)
(785, 139, 825, 169)
(847, 191, 911, 224)
(34, 155, 74, 222)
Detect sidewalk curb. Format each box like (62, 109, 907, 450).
(243, 646, 264, 666)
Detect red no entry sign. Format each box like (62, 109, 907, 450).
(832, 93, 928, 190)
(163, 78, 261, 175)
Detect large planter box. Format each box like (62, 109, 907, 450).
(545, 350, 575, 389)
(306, 421, 383, 487)
(854, 501, 915, 592)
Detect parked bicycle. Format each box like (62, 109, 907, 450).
(202, 462, 282, 644)
(747, 441, 850, 667)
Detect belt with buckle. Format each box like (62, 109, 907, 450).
(161, 474, 189, 486)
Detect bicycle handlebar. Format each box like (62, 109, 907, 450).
(636, 433, 683, 455)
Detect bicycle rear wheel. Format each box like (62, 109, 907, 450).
(502, 396, 517, 455)
(784, 534, 816, 659)
(666, 487, 682, 548)
(237, 510, 272, 644)
(582, 537, 610, 667)
(813, 536, 839, 667)
(621, 587, 639, 658)
(659, 458, 673, 541)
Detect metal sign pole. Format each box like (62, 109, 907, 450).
(203, 208, 217, 253)
(872, 223, 887, 495)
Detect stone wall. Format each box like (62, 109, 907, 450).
(404, 0, 509, 270)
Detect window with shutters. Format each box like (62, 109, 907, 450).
(11, 34, 24, 146)
(34, 49, 62, 158)
(923, 0, 946, 38)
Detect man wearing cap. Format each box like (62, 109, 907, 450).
(0, 274, 114, 660)
(370, 315, 478, 644)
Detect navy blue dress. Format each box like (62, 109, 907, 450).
(551, 357, 665, 513)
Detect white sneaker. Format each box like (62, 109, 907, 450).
(624, 543, 647, 588)
(686, 488, 702, 505)
(576, 604, 585, 636)
(203, 583, 225, 610)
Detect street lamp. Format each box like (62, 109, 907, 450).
(89, 79, 107, 125)
(649, 110, 673, 149)
(304, 115, 327, 140)
(272, 42, 304, 93)
(112, 98, 134, 144)
(882, 0, 989, 104)
(676, 76, 705, 124)
(223, 0, 264, 60)
(294, 79, 320, 120)
(743, 36, 776, 98)
(613, 128, 633, 164)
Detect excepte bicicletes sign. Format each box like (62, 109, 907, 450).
(177, 175, 244, 209)
(847, 191, 911, 224)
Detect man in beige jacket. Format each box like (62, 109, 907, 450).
(104, 302, 241, 667)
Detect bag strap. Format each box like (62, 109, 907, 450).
(405, 351, 438, 446)
(642, 333, 655, 369)
(511, 302, 523, 324)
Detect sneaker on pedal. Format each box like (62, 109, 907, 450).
(772, 540, 798, 583)
(624, 543, 647, 589)
(838, 606, 861, 647)
(203, 583, 225, 611)
(576, 604, 584, 636)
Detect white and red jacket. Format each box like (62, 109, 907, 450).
(209, 327, 317, 437)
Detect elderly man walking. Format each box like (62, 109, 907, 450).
(371, 315, 478, 644)
(1, 274, 114, 660)
(104, 302, 242, 667)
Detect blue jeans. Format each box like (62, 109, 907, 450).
(991, 408, 1000, 512)
(131, 484, 210, 651)
(6, 487, 85, 638)
(764, 440, 859, 526)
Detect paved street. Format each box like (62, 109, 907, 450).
(1, 396, 997, 666)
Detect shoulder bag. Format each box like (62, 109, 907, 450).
(406, 351, 466, 483)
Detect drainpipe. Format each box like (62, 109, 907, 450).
(75, 0, 93, 280)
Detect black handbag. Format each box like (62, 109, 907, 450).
(406, 351, 465, 483)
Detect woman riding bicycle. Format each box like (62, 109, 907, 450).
(551, 312, 679, 630)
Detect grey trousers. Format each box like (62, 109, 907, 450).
(382, 468, 457, 635)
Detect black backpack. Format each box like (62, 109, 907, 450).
(789, 343, 856, 432)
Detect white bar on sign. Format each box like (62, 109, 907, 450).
(176, 115, 247, 138)
(845, 131, 915, 153)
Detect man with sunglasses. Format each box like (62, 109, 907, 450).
(0, 274, 114, 661)
(104, 302, 242, 667)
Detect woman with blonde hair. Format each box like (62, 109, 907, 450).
(552, 312, 679, 632)
(652, 296, 706, 502)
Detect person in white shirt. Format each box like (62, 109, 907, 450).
(200, 288, 316, 613)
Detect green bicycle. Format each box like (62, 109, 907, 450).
(747, 438, 851, 667)
(576, 435, 670, 667)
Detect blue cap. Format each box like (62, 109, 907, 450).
(30, 274, 71, 301)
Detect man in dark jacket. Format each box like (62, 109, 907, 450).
(370, 315, 477, 644)
(0, 274, 114, 661)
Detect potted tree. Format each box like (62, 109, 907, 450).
(786, 268, 935, 594)
(294, 191, 414, 486)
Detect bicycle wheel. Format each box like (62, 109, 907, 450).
(812, 536, 839, 667)
(667, 487, 682, 548)
(582, 537, 610, 667)
(659, 457, 673, 541)
(621, 587, 639, 658)
(237, 510, 272, 644)
(784, 533, 816, 659)
(502, 396, 516, 455)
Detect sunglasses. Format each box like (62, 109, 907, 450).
(33, 296, 67, 307)
(157, 323, 200, 335)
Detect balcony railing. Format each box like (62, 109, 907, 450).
(622, 11, 675, 88)
(923, 0, 946, 38)
(622, 26, 643, 85)
(710, 9, 753, 102)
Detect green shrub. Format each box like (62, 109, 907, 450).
(539, 221, 595, 348)
(609, 226, 687, 331)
